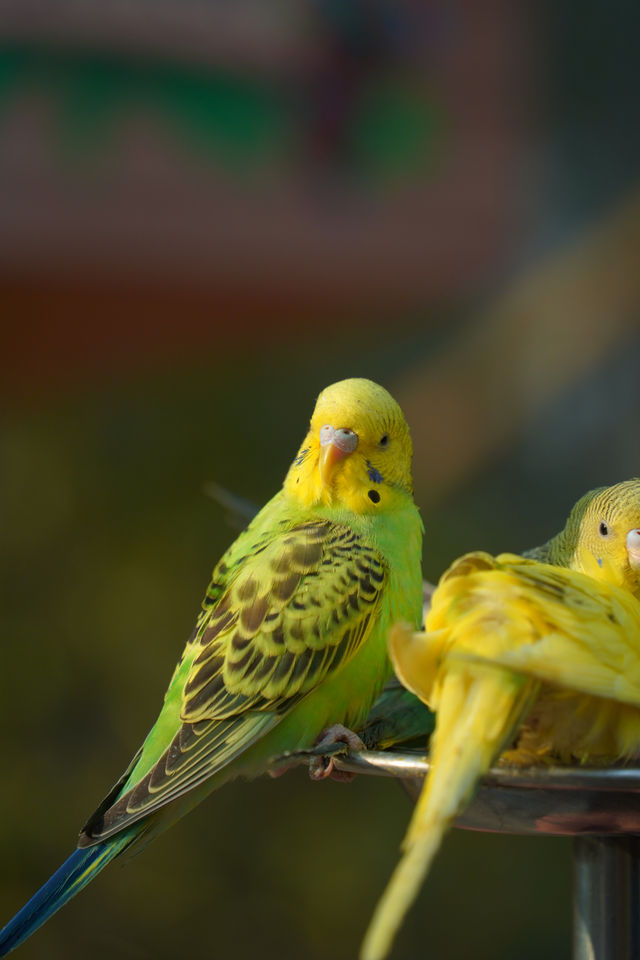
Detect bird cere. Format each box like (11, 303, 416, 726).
(3, 381, 640, 960)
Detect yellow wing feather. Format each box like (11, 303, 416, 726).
(435, 554, 640, 708)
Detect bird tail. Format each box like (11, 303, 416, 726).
(361, 664, 536, 960)
(0, 833, 133, 957)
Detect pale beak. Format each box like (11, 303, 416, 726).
(318, 424, 358, 486)
(626, 529, 640, 568)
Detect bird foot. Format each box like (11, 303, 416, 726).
(309, 724, 365, 782)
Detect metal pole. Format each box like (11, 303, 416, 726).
(573, 836, 640, 960)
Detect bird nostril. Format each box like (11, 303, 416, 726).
(319, 424, 335, 447)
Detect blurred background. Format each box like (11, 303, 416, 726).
(1, 1, 640, 957)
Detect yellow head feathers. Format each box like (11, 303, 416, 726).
(528, 479, 640, 597)
(284, 378, 414, 511)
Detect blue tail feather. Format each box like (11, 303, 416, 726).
(0, 836, 130, 957)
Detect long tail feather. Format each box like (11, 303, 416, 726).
(0, 834, 132, 957)
(361, 665, 536, 960)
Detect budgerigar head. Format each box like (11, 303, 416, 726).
(534, 480, 640, 597)
(284, 378, 414, 511)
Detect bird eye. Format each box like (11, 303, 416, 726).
(368, 489, 381, 503)
(379, 434, 389, 448)
(599, 521, 610, 537)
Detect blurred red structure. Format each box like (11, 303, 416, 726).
(0, 0, 529, 394)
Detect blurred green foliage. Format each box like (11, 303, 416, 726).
(0, 47, 441, 183)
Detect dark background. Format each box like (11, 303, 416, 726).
(1, 2, 640, 957)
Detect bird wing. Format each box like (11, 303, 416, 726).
(441, 553, 640, 708)
(388, 552, 504, 707)
(81, 520, 387, 843)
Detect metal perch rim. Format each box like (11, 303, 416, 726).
(280, 746, 640, 837)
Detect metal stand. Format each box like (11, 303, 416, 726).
(281, 747, 640, 960)
(574, 836, 640, 960)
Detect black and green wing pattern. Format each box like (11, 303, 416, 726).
(81, 520, 387, 843)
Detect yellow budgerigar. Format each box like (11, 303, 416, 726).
(362, 479, 640, 960)
(0, 378, 423, 957)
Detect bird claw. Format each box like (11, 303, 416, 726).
(308, 724, 365, 782)
(269, 725, 365, 780)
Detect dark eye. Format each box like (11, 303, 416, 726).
(599, 521, 610, 537)
(379, 434, 389, 448)
(368, 489, 381, 503)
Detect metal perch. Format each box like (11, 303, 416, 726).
(279, 746, 640, 960)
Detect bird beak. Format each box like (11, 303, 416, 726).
(626, 529, 640, 568)
(318, 424, 358, 486)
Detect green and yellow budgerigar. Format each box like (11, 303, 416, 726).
(0, 377, 423, 957)
(362, 479, 640, 960)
